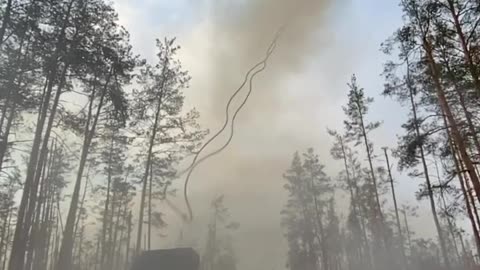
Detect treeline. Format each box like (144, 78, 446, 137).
(280, 1, 480, 270)
(0, 1, 208, 270)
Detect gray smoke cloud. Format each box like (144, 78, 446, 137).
(202, 0, 337, 119)
(164, 1, 351, 270)
(110, 1, 444, 269)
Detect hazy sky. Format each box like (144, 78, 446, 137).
(110, 1, 451, 269)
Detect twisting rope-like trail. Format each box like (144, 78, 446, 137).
(177, 29, 282, 222)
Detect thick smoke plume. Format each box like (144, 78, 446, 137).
(169, 1, 344, 270)
(205, 0, 336, 119)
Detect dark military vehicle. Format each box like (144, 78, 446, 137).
(131, 248, 200, 270)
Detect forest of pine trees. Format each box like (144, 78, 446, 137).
(1, 0, 480, 270)
(280, 1, 480, 270)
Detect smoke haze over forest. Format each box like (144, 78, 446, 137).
(2, 0, 480, 270)
(110, 1, 442, 269)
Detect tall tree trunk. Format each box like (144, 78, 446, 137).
(148, 164, 153, 251)
(1, 209, 12, 270)
(441, 54, 480, 161)
(74, 169, 89, 244)
(423, 37, 480, 209)
(354, 96, 388, 258)
(0, 92, 16, 173)
(383, 148, 407, 269)
(111, 198, 124, 270)
(401, 208, 413, 257)
(340, 139, 371, 266)
(8, 0, 75, 262)
(101, 135, 114, 266)
(405, 50, 451, 269)
(449, 133, 480, 255)
(136, 90, 165, 255)
(55, 71, 111, 270)
(9, 63, 68, 270)
(126, 211, 132, 270)
(355, 106, 383, 219)
(310, 176, 327, 270)
(22, 66, 69, 270)
(0, 207, 12, 270)
(27, 138, 55, 270)
(433, 157, 462, 264)
(135, 53, 169, 255)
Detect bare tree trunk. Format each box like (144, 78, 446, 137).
(9, 0, 74, 265)
(0, 95, 16, 173)
(340, 140, 372, 267)
(441, 55, 480, 161)
(135, 53, 170, 255)
(148, 164, 153, 251)
(22, 67, 68, 270)
(126, 212, 132, 270)
(26, 138, 56, 270)
(383, 148, 407, 269)
(424, 38, 480, 211)
(0, 207, 12, 270)
(449, 133, 480, 255)
(111, 199, 124, 270)
(34, 139, 56, 270)
(136, 91, 164, 255)
(402, 208, 413, 257)
(56, 71, 111, 270)
(101, 136, 114, 266)
(356, 106, 383, 220)
(74, 169, 89, 243)
(405, 49, 451, 269)
(1, 209, 12, 270)
(94, 238, 100, 270)
(0, 89, 11, 136)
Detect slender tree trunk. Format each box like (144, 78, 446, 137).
(28, 138, 55, 270)
(433, 157, 462, 264)
(111, 199, 124, 270)
(449, 135, 480, 255)
(0, 207, 11, 270)
(0, 93, 16, 173)
(135, 53, 170, 255)
(34, 139, 56, 270)
(9, 0, 74, 265)
(136, 91, 164, 255)
(402, 208, 412, 257)
(101, 135, 114, 266)
(126, 211, 132, 270)
(56, 71, 111, 270)
(1, 209, 12, 270)
(94, 238, 100, 270)
(310, 176, 327, 270)
(148, 164, 153, 251)
(22, 66, 69, 270)
(356, 107, 382, 218)
(423, 38, 480, 208)
(383, 148, 407, 269)
(0, 89, 11, 136)
(74, 169, 89, 243)
(341, 141, 371, 266)
(405, 50, 451, 269)
(441, 54, 480, 161)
